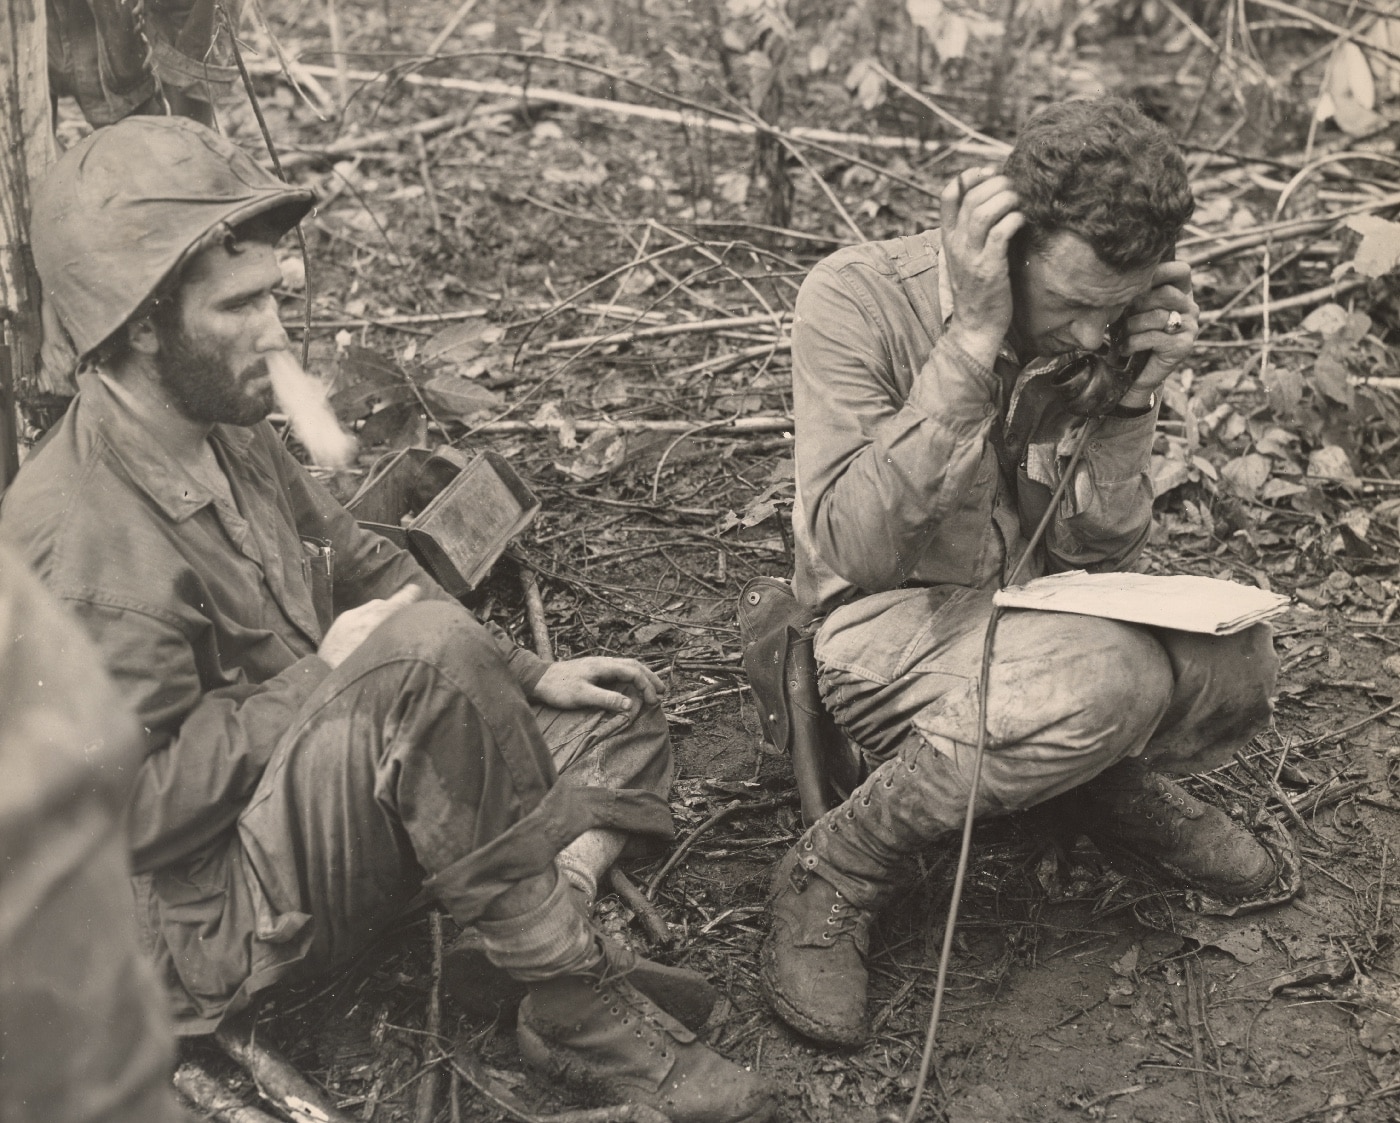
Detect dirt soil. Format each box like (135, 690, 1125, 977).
(133, 0, 1400, 1116)
(197, 609, 1400, 1123)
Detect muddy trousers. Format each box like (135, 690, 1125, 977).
(798, 586, 1278, 909)
(146, 602, 673, 1033)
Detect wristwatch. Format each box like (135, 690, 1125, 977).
(1109, 389, 1157, 418)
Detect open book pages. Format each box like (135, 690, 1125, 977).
(992, 571, 1291, 635)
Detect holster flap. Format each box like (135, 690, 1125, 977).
(738, 576, 817, 755)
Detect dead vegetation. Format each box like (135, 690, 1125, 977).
(90, 0, 1400, 1117)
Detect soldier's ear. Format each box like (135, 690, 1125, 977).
(127, 317, 159, 357)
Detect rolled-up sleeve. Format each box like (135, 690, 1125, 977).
(793, 263, 1001, 592)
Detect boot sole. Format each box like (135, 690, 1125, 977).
(518, 1021, 776, 1123)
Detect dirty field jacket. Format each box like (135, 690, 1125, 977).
(791, 232, 1159, 615)
(0, 370, 549, 880)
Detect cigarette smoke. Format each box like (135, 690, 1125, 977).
(265, 351, 358, 469)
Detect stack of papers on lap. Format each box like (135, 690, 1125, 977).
(993, 571, 1290, 635)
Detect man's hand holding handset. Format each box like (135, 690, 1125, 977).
(939, 165, 1199, 416)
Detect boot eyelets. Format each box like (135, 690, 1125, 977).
(803, 840, 813, 850)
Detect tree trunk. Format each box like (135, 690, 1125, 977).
(1, 0, 56, 486)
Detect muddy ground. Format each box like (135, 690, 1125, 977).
(121, 0, 1400, 1115)
(191, 603, 1400, 1123)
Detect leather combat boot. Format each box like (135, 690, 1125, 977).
(760, 848, 875, 1048)
(518, 969, 774, 1123)
(445, 927, 718, 1028)
(1079, 760, 1276, 899)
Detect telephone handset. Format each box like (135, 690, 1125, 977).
(1046, 315, 1152, 417)
(1047, 243, 1177, 417)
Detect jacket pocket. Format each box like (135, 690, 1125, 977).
(151, 848, 241, 1003)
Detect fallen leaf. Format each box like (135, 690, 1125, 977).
(420, 377, 503, 423)
(357, 401, 426, 450)
(1308, 445, 1359, 487)
(1346, 214, 1400, 277)
(634, 622, 676, 644)
(330, 347, 417, 421)
(1261, 365, 1305, 420)
(1318, 40, 1387, 135)
(845, 59, 886, 110)
(1221, 452, 1272, 498)
(1301, 302, 1350, 334)
(422, 319, 504, 363)
(590, 374, 633, 410)
(1369, 15, 1400, 99)
(905, 0, 946, 37)
(1261, 478, 1309, 501)
(532, 401, 578, 449)
(561, 428, 628, 480)
(946, 1084, 1009, 1123)
(1150, 450, 1192, 497)
(714, 170, 751, 205)
(1308, 353, 1355, 407)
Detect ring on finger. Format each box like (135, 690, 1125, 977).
(1165, 309, 1184, 334)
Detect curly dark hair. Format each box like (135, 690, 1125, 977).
(1003, 97, 1194, 272)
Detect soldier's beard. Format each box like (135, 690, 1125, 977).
(154, 323, 273, 427)
(155, 324, 357, 468)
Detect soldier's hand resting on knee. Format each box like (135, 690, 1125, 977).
(317, 585, 424, 669)
(532, 657, 665, 713)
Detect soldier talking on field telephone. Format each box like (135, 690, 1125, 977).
(741, 96, 1297, 1049)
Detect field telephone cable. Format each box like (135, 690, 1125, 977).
(902, 415, 1102, 1123)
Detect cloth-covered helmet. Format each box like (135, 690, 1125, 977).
(31, 115, 313, 361)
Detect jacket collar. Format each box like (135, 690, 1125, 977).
(79, 368, 257, 523)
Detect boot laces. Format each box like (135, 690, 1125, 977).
(589, 965, 674, 1049)
(823, 895, 869, 942)
(1143, 776, 1201, 820)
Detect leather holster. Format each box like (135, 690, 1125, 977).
(738, 577, 862, 826)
